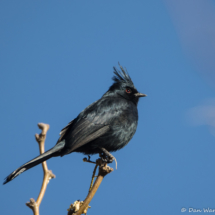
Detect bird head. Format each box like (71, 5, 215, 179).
(104, 64, 147, 105)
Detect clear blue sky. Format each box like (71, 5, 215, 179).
(1, 1, 215, 214)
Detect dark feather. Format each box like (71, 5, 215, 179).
(57, 119, 75, 143)
(112, 63, 133, 85)
(60, 120, 74, 135)
(65, 125, 110, 153)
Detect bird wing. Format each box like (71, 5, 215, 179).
(66, 121, 110, 153)
(58, 97, 123, 155)
(61, 117, 111, 155)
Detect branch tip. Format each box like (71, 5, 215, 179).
(67, 200, 91, 215)
(37, 123, 50, 135)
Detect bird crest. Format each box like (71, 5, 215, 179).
(112, 64, 134, 86)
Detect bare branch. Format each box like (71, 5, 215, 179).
(26, 123, 55, 215)
(68, 158, 113, 215)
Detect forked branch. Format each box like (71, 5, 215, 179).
(68, 158, 113, 215)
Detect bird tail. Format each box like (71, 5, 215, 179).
(3, 142, 65, 185)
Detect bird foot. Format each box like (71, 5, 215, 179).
(99, 148, 117, 169)
(99, 153, 114, 163)
(83, 150, 117, 169)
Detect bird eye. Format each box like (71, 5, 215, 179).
(125, 88, 132, 94)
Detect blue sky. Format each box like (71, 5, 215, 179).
(1, 1, 215, 214)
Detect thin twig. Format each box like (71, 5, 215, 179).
(89, 164, 98, 192)
(26, 123, 55, 215)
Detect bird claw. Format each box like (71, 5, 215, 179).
(83, 155, 96, 164)
(101, 156, 114, 163)
(99, 152, 117, 169)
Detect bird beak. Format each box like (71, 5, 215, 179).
(134, 93, 147, 97)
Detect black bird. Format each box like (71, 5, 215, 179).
(3, 65, 146, 184)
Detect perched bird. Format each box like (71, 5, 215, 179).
(3, 65, 146, 185)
